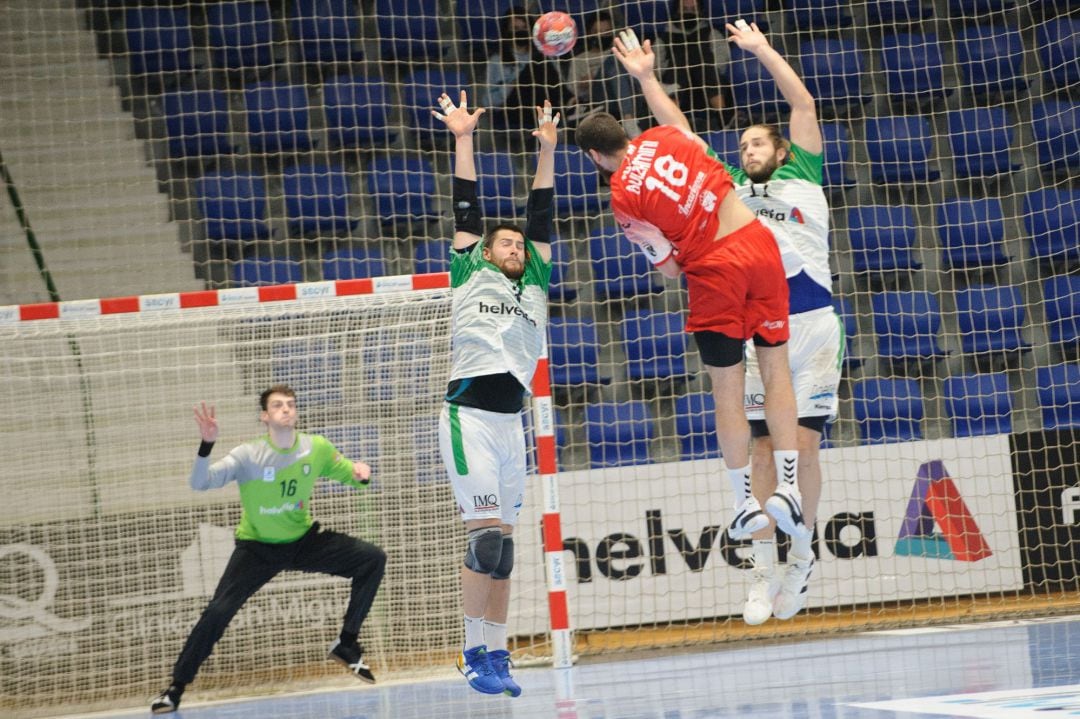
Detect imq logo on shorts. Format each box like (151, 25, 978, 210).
(473, 494, 499, 511)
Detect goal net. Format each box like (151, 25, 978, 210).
(2, 0, 1079, 716)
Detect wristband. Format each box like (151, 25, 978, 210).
(453, 177, 484, 236)
(198, 441, 215, 457)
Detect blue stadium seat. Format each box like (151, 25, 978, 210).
(207, 1, 274, 72)
(366, 155, 438, 228)
(584, 401, 655, 467)
(1036, 363, 1080, 430)
(282, 163, 356, 236)
(852, 378, 924, 444)
(948, 0, 1015, 14)
(880, 33, 952, 106)
(554, 148, 602, 215)
(936, 197, 1010, 270)
(1023, 189, 1080, 268)
(621, 0, 671, 40)
(401, 69, 471, 149)
(195, 171, 271, 243)
(548, 238, 579, 302)
(833, 296, 863, 371)
(322, 248, 388, 280)
(290, 0, 361, 63)
(800, 39, 870, 114)
(821, 123, 856, 190)
(375, 0, 443, 62)
(323, 75, 397, 149)
(701, 129, 742, 167)
(621, 310, 688, 382)
(729, 46, 787, 120)
(414, 239, 449, 274)
(674, 392, 721, 460)
(548, 317, 608, 386)
(455, 0, 517, 60)
(943, 373, 1012, 438)
(947, 107, 1020, 179)
(232, 257, 304, 287)
(871, 290, 947, 361)
(1031, 101, 1080, 179)
(955, 284, 1030, 355)
(589, 225, 664, 300)
(787, 0, 853, 31)
(271, 339, 344, 406)
(315, 425, 380, 469)
(866, 0, 933, 25)
(1043, 276, 1080, 348)
(125, 6, 195, 76)
(160, 89, 233, 159)
(847, 204, 922, 275)
(864, 116, 939, 184)
(474, 151, 518, 219)
(243, 82, 313, 154)
(704, 0, 769, 30)
(1036, 18, 1080, 93)
(954, 25, 1027, 100)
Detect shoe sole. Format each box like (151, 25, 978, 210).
(727, 511, 770, 540)
(765, 494, 810, 540)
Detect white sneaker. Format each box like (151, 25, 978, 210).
(727, 496, 770, 540)
(765, 483, 810, 540)
(742, 562, 778, 626)
(773, 554, 815, 620)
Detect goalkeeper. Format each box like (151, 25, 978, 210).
(151, 385, 386, 714)
(432, 90, 556, 698)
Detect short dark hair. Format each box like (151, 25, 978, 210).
(575, 112, 629, 157)
(484, 223, 525, 250)
(260, 385, 296, 411)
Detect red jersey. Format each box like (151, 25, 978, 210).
(609, 125, 735, 268)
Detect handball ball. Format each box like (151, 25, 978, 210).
(533, 11, 577, 57)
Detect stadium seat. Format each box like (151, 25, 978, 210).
(584, 401, 655, 468)
(621, 0, 671, 40)
(674, 392, 721, 460)
(864, 115, 939, 184)
(1043, 276, 1080, 348)
(589, 225, 664, 300)
(729, 46, 787, 121)
(871, 290, 947, 362)
(375, 0, 443, 62)
(847, 204, 922, 275)
(1036, 363, 1080, 430)
(852, 377, 924, 444)
(290, 0, 362, 64)
(315, 425, 380, 468)
(936, 197, 1010, 270)
(1036, 18, 1080, 93)
(195, 171, 271, 243)
(800, 39, 870, 115)
(947, 107, 1020, 179)
(553, 148, 602, 215)
(787, 0, 853, 31)
(322, 248, 388, 280)
(865, 0, 933, 25)
(282, 163, 357, 236)
(243, 82, 314, 154)
(704, 0, 769, 30)
(323, 75, 397, 149)
(821, 123, 856, 190)
(548, 316, 608, 386)
(948, 0, 1015, 14)
(954, 25, 1027, 100)
(232, 257, 304, 287)
(1023, 189, 1080, 268)
(414, 239, 449, 274)
(271, 339, 344, 407)
(455, 0, 517, 60)
(701, 129, 742, 167)
(207, 1, 274, 73)
(1031, 101, 1080, 179)
(160, 89, 233, 159)
(955, 284, 1030, 355)
(474, 151, 518, 219)
(548, 238, 579, 302)
(125, 6, 195, 77)
(833, 296, 863, 371)
(880, 33, 952, 106)
(366, 155, 438, 228)
(943, 373, 1012, 438)
(621, 310, 688, 382)
(401, 69, 471, 149)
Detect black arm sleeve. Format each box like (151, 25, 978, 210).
(453, 176, 484, 237)
(524, 186, 554, 245)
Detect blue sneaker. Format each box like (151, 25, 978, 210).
(487, 649, 521, 697)
(456, 645, 505, 695)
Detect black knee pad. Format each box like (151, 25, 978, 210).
(491, 536, 515, 580)
(463, 527, 504, 575)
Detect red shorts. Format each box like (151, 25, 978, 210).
(682, 219, 790, 343)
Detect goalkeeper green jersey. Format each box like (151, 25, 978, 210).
(189, 433, 362, 543)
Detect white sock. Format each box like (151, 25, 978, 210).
(727, 464, 751, 508)
(790, 533, 813, 560)
(752, 539, 776, 571)
(482, 620, 508, 652)
(463, 614, 485, 650)
(774, 450, 798, 488)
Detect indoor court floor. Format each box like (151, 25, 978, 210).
(67, 614, 1080, 719)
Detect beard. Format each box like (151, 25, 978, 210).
(744, 155, 781, 184)
(498, 257, 525, 281)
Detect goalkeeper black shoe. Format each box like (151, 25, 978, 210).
(328, 639, 376, 683)
(150, 684, 183, 714)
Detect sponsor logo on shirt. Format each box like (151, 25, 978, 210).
(478, 300, 537, 327)
(259, 501, 304, 515)
(262, 467, 276, 482)
(622, 140, 659, 196)
(754, 206, 807, 224)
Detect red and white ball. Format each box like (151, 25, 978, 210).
(532, 11, 577, 58)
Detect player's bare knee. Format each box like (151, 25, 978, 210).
(491, 536, 515, 580)
(463, 526, 504, 575)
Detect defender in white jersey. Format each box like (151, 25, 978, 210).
(433, 91, 556, 698)
(721, 20, 844, 625)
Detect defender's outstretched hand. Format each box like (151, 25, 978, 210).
(532, 100, 560, 150)
(432, 90, 485, 137)
(193, 402, 219, 443)
(612, 28, 655, 80)
(725, 19, 769, 53)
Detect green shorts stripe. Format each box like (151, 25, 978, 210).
(449, 404, 469, 475)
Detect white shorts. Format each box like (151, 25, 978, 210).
(744, 306, 843, 422)
(439, 403, 526, 525)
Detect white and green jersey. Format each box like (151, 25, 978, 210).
(725, 144, 832, 313)
(190, 433, 362, 543)
(448, 237, 551, 393)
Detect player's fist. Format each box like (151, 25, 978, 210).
(353, 461, 372, 484)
